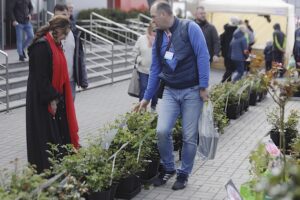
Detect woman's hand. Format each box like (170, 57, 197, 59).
(49, 100, 58, 116)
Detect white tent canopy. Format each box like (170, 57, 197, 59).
(200, 0, 295, 60)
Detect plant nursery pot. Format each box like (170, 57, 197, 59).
(87, 189, 111, 200)
(257, 92, 264, 102)
(109, 183, 118, 200)
(249, 91, 257, 106)
(239, 101, 245, 115)
(138, 159, 160, 183)
(226, 103, 240, 119)
(270, 129, 296, 153)
(115, 174, 141, 199)
(293, 90, 300, 97)
(244, 99, 249, 112)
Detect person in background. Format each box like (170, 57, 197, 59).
(9, 0, 34, 61)
(272, 23, 286, 77)
(54, 4, 88, 100)
(293, 27, 300, 69)
(194, 6, 220, 63)
(229, 25, 249, 82)
(133, 22, 158, 111)
(26, 16, 79, 173)
(135, 1, 210, 190)
(220, 17, 239, 82)
(264, 41, 273, 72)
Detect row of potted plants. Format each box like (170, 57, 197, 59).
(239, 67, 300, 199)
(0, 112, 160, 200)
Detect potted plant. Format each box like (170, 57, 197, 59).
(49, 143, 116, 200)
(0, 159, 50, 200)
(268, 109, 299, 153)
(209, 83, 229, 134)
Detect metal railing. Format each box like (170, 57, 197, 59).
(138, 13, 152, 23)
(0, 50, 9, 112)
(46, 11, 119, 84)
(90, 12, 141, 68)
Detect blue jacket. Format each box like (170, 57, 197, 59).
(230, 30, 248, 61)
(144, 18, 210, 101)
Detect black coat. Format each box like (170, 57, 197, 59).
(196, 20, 220, 61)
(9, 0, 33, 24)
(26, 38, 71, 173)
(220, 24, 237, 58)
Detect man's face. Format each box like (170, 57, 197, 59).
(54, 9, 69, 18)
(195, 8, 206, 21)
(67, 4, 74, 16)
(150, 6, 167, 30)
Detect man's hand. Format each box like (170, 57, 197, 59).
(12, 21, 18, 26)
(28, 14, 31, 21)
(212, 55, 219, 62)
(133, 99, 149, 112)
(200, 88, 209, 102)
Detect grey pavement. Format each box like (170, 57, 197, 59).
(1, 68, 300, 200)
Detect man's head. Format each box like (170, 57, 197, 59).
(67, 1, 74, 17)
(54, 4, 69, 18)
(195, 6, 206, 22)
(150, 1, 173, 30)
(273, 23, 281, 31)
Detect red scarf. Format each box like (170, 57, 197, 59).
(45, 33, 79, 149)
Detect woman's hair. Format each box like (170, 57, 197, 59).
(32, 15, 70, 44)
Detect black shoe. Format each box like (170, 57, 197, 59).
(19, 55, 25, 61)
(172, 173, 188, 190)
(152, 169, 176, 187)
(22, 50, 26, 59)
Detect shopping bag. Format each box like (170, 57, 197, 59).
(287, 55, 296, 70)
(198, 101, 219, 160)
(127, 57, 140, 98)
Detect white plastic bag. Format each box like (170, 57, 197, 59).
(198, 101, 219, 160)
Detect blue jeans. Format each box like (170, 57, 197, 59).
(138, 72, 158, 108)
(15, 22, 34, 56)
(232, 60, 245, 82)
(156, 86, 203, 175)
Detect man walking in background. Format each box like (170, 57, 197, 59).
(54, 4, 88, 100)
(194, 6, 220, 63)
(9, 0, 34, 61)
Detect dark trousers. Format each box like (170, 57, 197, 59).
(221, 57, 235, 82)
(138, 72, 158, 108)
(273, 51, 285, 77)
(265, 60, 272, 72)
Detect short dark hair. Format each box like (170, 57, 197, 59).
(54, 4, 68, 13)
(156, 1, 173, 16)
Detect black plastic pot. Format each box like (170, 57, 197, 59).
(257, 92, 264, 102)
(226, 103, 240, 119)
(244, 99, 249, 112)
(138, 159, 160, 183)
(249, 91, 257, 106)
(270, 129, 296, 153)
(109, 184, 118, 200)
(115, 175, 141, 199)
(87, 189, 111, 200)
(239, 101, 245, 115)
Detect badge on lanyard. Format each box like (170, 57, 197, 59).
(164, 51, 174, 60)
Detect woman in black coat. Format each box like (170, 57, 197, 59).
(26, 15, 79, 173)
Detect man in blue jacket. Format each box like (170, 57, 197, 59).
(134, 1, 210, 190)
